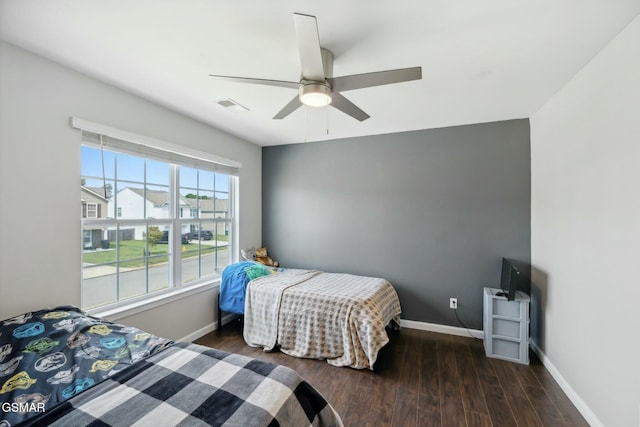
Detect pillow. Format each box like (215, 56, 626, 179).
(244, 263, 272, 280)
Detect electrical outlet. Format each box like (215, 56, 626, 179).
(450, 298, 458, 309)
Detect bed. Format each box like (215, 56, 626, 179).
(219, 262, 402, 370)
(0, 306, 342, 426)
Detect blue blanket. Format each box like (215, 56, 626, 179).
(219, 261, 257, 314)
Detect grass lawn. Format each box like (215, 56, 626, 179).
(83, 237, 225, 268)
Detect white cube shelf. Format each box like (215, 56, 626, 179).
(483, 287, 530, 365)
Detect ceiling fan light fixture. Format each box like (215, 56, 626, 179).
(209, 13, 421, 121)
(299, 83, 332, 107)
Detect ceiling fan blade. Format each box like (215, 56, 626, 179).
(330, 92, 370, 122)
(293, 13, 325, 82)
(209, 74, 299, 89)
(273, 95, 303, 120)
(328, 66, 422, 92)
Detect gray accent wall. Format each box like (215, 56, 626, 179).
(262, 119, 530, 329)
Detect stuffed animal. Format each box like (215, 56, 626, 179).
(241, 247, 279, 268)
(241, 247, 256, 261)
(255, 247, 278, 267)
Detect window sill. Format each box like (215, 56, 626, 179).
(88, 279, 220, 322)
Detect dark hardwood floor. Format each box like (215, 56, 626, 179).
(194, 320, 588, 427)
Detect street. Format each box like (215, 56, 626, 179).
(83, 248, 230, 309)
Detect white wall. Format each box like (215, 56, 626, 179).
(530, 15, 640, 427)
(0, 41, 262, 340)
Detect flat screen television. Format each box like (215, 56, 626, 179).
(497, 257, 529, 301)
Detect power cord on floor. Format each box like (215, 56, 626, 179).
(454, 305, 482, 340)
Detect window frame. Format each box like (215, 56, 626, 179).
(86, 203, 98, 218)
(75, 118, 240, 315)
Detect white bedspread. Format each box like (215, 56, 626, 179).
(243, 269, 402, 369)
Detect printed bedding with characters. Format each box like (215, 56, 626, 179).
(0, 306, 172, 426)
(1, 307, 343, 427)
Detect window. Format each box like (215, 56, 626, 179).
(86, 203, 98, 218)
(79, 127, 238, 312)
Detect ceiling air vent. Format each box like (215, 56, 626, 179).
(217, 98, 249, 112)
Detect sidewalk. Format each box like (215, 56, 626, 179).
(82, 264, 135, 279)
(195, 239, 229, 247)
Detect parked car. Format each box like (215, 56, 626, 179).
(191, 230, 213, 240)
(158, 231, 189, 244)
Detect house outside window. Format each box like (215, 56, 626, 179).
(80, 140, 237, 312)
(81, 187, 108, 248)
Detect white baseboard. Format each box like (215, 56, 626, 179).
(180, 322, 216, 342)
(179, 313, 239, 342)
(400, 319, 483, 339)
(529, 341, 602, 427)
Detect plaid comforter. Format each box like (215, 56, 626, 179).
(24, 342, 342, 426)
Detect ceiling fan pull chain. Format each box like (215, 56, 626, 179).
(304, 107, 308, 143)
(326, 109, 330, 135)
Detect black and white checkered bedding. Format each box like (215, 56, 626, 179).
(24, 342, 343, 427)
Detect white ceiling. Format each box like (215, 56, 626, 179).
(1, 1, 638, 146)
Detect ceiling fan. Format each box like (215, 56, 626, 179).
(210, 13, 422, 121)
